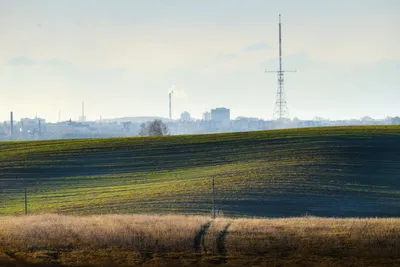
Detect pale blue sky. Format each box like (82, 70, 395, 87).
(0, 0, 399, 122)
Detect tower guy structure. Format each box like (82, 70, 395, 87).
(266, 14, 296, 121)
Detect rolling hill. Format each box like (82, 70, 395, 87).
(0, 126, 399, 217)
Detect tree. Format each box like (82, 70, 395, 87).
(139, 119, 169, 136)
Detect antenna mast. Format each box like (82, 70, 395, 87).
(266, 14, 296, 122)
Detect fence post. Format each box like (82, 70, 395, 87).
(212, 176, 216, 219)
(24, 188, 27, 215)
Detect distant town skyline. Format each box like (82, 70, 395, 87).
(0, 0, 399, 122)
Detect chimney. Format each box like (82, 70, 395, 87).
(38, 119, 41, 137)
(169, 93, 172, 119)
(10, 111, 13, 137)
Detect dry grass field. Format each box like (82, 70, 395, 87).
(0, 214, 399, 267)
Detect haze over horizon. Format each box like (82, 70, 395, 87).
(0, 0, 399, 123)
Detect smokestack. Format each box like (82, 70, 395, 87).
(79, 102, 86, 122)
(10, 111, 13, 137)
(82, 102, 85, 122)
(38, 119, 41, 137)
(169, 92, 172, 119)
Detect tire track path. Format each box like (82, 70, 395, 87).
(216, 223, 231, 263)
(193, 221, 212, 254)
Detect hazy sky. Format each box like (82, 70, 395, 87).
(0, 0, 399, 122)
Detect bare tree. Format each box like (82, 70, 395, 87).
(139, 119, 169, 136)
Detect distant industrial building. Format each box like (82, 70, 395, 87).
(20, 117, 46, 137)
(233, 117, 261, 131)
(211, 108, 230, 123)
(180, 111, 191, 122)
(202, 111, 211, 121)
(2, 110, 399, 141)
(211, 107, 230, 130)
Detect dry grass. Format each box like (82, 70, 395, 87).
(0, 214, 400, 266)
(227, 216, 400, 258)
(0, 214, 209, 253)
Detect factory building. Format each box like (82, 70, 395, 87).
(211, 107, 230, 130)
(20, 117, 47, 138)
(211, 107, 230, 123)
(180, 111, 191, 122)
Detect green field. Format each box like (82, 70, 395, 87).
(0, 126, 399, 217)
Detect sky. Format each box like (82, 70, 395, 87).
(0, 0, 399, 122)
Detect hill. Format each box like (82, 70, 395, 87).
(0, 126, 399, 217)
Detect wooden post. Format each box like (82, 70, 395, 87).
(212, 176, 216, 219)
(24, 188, 27, 215)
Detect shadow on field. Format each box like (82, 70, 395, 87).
(194, 221, 212, 254)
(0, 259, 71, 267)
(217, 223, 231, 258)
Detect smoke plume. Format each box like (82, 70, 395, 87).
(169, 85, 187, 99)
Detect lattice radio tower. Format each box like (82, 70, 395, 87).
(266, 14, 296, 121)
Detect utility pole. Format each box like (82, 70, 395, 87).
(266, 14, 296, 122)
(22, 188, 36, 215)
(212, 176, 216, 219)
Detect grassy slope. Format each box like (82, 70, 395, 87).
(0, 126, 399, 217)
